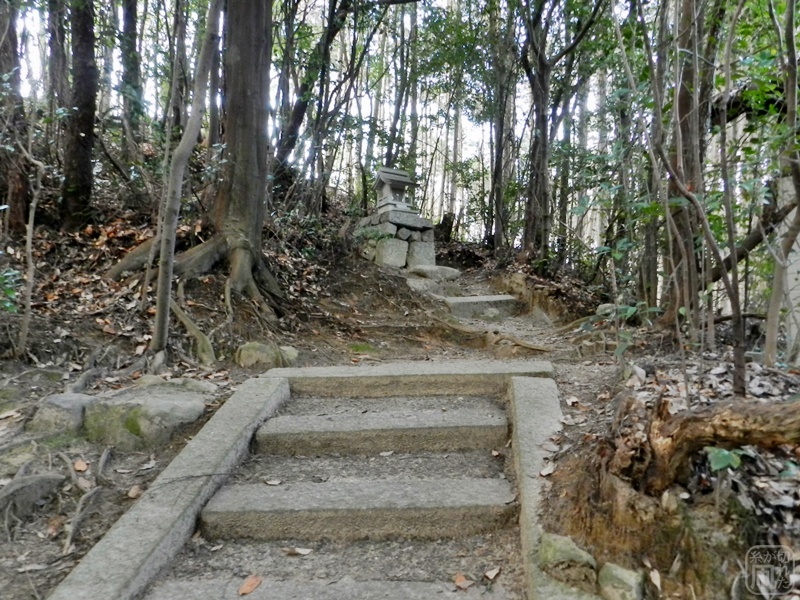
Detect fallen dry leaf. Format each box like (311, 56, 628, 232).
(565, 396, 579, 406)
(139, 458, 156, 471)
(77, 477, 93, 492)
(46, 515, 66, 538)
(128, 485, 144, 499)
(379, 451, 394, 457)
(73, 459, 88, 472)
(263, 479, 282, 486)
(454, 572, 475, 590)
(238, 574, 262, 595)
(484, 566, 501, 581)
(281, 547, 313, 556)
(540, 462, 556, 477)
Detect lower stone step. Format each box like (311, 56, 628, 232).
(444, 295, 520, 318)
(255, 406, 508, 455)
(201, 478, 516, 541)
(146, 576, 510, 599)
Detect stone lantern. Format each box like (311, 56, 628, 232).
(374, 167, 417, 213)
(355, 167, 436, 269)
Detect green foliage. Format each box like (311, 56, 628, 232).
(0, 240, 19, 313)
(704, 447, 743, 472)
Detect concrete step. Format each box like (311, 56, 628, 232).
(444, 295, 520, 318)
(201, 478, 516, 541)
(255, 406, 508, 455)
(146, 577, 509, 599)
(232, 451, 505, 485)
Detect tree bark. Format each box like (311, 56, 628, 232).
(61, 0, 98, 231)
(121, 0, 144, 144)
(607, 394, 800, 496)
(0, 0, 30, 232)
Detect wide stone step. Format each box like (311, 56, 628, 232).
(201, 479, 516, 541)
(255, 406, 508, 455)
(146, 577, 509, 599)
(444, 295, 520, 318)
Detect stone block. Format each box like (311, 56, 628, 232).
(396, 227, 412, 241)
(421, 228, 435, 242)
(235, 342, 284, 369)
(410, 230, 422, 242)
(538, 533, 597, 593)
(408, 265, 461, 281)
(406, 241, 435, 268)
(360, 222, 397, 237)
(599, 562, 644, 600)
(28, 392, 96, 434)
(360, 239, 377, 261)
(0, 474, 65, 518)
(375, 238, 408, 268)
(379, 210, 432, 231)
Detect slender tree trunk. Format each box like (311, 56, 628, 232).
(46, 0, 69, 152)
(121, 0, 144, 144)
(61, 0, 98, 231)
(151, 0, 223, 352)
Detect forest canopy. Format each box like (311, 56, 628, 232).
(0, 0, 798, 371)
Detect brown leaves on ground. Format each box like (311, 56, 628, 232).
(238, 574, 262, 595)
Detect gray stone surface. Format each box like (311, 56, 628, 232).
(481, 307, 503, 322)
(135, 376, 218, 394)
(83, 389, 207, 450)
(266, 359, 554, 398)
(28, 392, 95, 433)
(256, 406, 508, 455)
(409, 230, 422, 242)
(201, 478, 516, 541)
(47, 378, 291, 600)
(279, 346, 299, 367)
(539, 533, 598, 593)
(0, 474, 65, 518)
(421, 228, 435, 242)
(406, 241, 435, 268)
(360, 239, 377, 261)
(235, 341, 283, 368)
(378, 210, 432, 230)
(147, 577, 505, 599)
(405, 277, 442, 295)
(408, 265, 461, 281)
(445, 295, 520, 318)
(598, 563, 644, 600)
(396, 227, 412, 240)
(509, 377, 600, 599)
(360, 222, 397, 238)
(374, 238, 408, 268)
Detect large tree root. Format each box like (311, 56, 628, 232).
(170, 299, 216, 364)
(606, 393, 800, 495)
(106, 234, 283, 323)
(428, 313, 551, 353)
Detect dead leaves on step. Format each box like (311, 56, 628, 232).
(453, 566, 502, 592)
(238, 574, 262, 595)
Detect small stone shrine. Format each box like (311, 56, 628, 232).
(356, 167, 436, 269)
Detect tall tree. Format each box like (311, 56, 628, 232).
(0, 0, 30, 232)
(61, 0, 98, 231)
(121, 0, 144, 145)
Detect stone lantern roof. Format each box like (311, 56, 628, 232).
(374, 167, 417, 213)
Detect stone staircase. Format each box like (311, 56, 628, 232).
(48, 361, 590, 600)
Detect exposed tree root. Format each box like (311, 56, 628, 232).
(106, 234, 283, 326)
(170, 298, 215, 365)
(428, 313, 551, 353)
(605, 393, 800, 495)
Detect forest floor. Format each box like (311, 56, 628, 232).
(1, 213, 799, 599)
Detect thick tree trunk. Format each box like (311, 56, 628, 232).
(213, 0, 278, 313)
(61, 0, 98, 231)
(46, 0, 69, 153)
(0, 0, 30, 232)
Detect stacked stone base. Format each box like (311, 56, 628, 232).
(357, 210, 436, 269)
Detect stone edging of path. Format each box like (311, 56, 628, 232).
(510, 376, 599, 599)
(47, 377, 290, 600)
